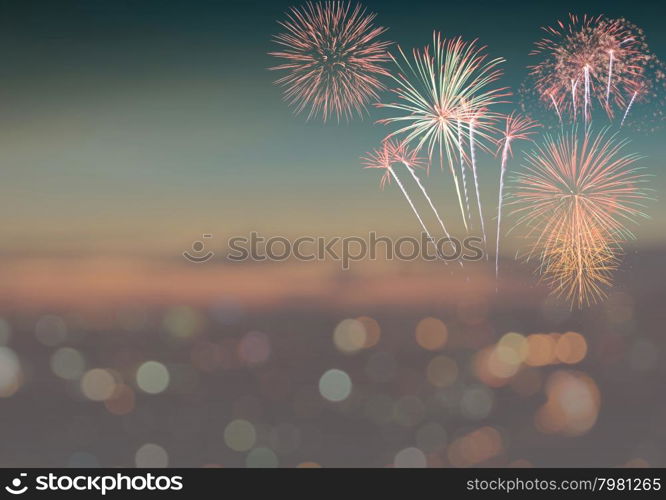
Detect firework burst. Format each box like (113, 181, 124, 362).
(527, 14, 652, 123)
(363, 140, 437, 249)
(538, 223, 619, 307)
(269, 1, 391, 122)
(377, 33, 509, 234)
(495, 113, 540, 284)
(509, 127, 649, 307)
(363, 139, 459, 263)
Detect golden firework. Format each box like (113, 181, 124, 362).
(510, 127, 649, 307)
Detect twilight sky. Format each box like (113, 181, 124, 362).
(1, 0, 665, 258)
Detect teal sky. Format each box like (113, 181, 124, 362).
(1, 0, 665, 257)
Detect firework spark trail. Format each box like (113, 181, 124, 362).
(571, 79, 578, 121)
(496, 139, 511, 284)
(377, 33, 508, 229)
(573, 197, 584, 288)
(389, 141, 463, 264)
(388, 141, 458, 248)
(621, 90, 638, 126)
(364, 142, 448, 263)
(584, 65, 591, 123)
(549, 93, 562, 122)
(606, 50, 614, 104)
(457, 120, 472, 229)
(405, 165, 463, 266)
(509, 127, 649, 307)
(442, 140, 468, 233)
(494, 113, 540, 287)
(270, 1, 391, 122)
(387, 167, 440, 252)
(404, 166, 447, 236)
(468, 119, 488, 257)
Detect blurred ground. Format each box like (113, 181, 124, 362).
(0, 249, 664, 468)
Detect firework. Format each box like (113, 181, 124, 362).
(386, 141, 456, 244)
(509, 127, 649, 307)
(364, 140, 460, 263)
(378, 33, 509, 232)
(456, 120, 472, 229)
(363, 141, 438, 254)
(495, 113, 540, 285)
(539, 222, 619, 307)
(468, 112, 487, 252)
(270, 1, 391, 122)
(619, 77, 658, 127)
(528, 14, 650, 123)
(621, 92, 638, 127)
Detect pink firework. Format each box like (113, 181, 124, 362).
(270, 1, 391, 122)
(364, 140, 458, 262)
(529, 14, 650, 122)
(363, 140, 433, 240)
(385, 140, 424, 170)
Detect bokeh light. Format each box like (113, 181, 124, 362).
(525, 334, 558, 367)
(460, 385, 494, 420)
(238, 331, 271, 366)
(136, 361, 170, 394)
(224, 419, 257, 452)
(333, 319, 367, 354)
(415, 317, 448, 351)
(535, 370, 601, 436)
(394, 447, 427, 468)
(448, 426, 503, 467)
(319, 369, 352, 402)
(50, 347, 86, 380)
(163, 306, 203, 342)
(555, 332, 588, 364)
(135, 443, 169, 467)
(104, 384, 135, 415)
(246, 447, 278, 468)
(35, 314, 68, 346)
(0, 347, 22, 398)
(80, 368, 116, 402)
(297, 461, 322, 468)
(356, 316, 381, 348)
